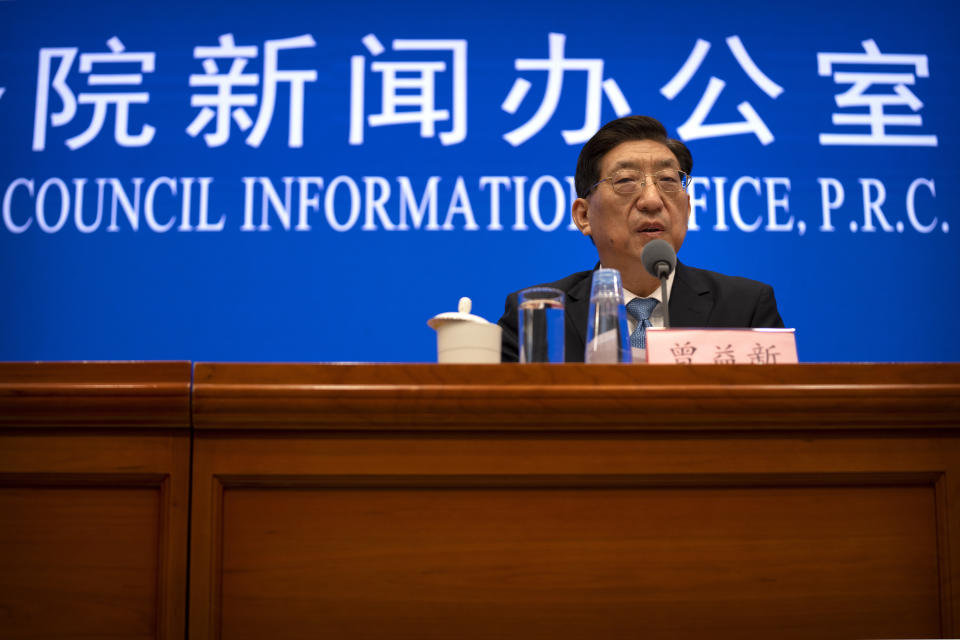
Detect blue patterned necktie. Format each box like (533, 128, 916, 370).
(626, 298, 659, 349)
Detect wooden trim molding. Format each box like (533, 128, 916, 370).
(193, 363, 960, 430)
(0, 361, 192, 427)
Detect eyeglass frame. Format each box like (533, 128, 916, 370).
(586, 168, 691, 196)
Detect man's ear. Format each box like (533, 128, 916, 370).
(572, 197, 591, 236)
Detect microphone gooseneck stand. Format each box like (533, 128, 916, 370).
(657, 264, 671, 329)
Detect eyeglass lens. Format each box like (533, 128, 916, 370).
(610, 169, 686, 193)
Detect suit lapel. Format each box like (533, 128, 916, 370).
(670, 262, 713, 327)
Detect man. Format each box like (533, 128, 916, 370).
(498, 115, 784, 362)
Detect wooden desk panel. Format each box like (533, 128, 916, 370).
(190, 363, 960, 640)
(0, 362, 191, 640)
(0, 483, 162, 639)
(217, 483, 938, 640)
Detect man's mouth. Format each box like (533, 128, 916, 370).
(636, 223, 665, 236)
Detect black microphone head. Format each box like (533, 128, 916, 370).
(641, 238, 677, 278)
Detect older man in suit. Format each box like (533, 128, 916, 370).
(498, 115, 784, 363)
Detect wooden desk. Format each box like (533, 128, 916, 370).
(189, 363, 960, 640)
(0, 362, 191, 640)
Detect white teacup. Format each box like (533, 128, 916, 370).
(428, 297, 502, 364)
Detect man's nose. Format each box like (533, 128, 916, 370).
(633, 180, 664, 210)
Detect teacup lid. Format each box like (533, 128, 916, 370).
(428, 297, 492, 330)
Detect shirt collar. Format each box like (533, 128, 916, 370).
(611, 269, 676, 305)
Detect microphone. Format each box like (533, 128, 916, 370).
(641, 238, 676, 279)
(641, 239, 676, 328)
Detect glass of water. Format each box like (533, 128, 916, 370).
(517, 287, 565, 363)
(584, 269, 631, 363)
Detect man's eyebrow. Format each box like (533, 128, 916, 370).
(608, 157, 679, 172)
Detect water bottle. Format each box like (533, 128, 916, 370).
(584, 268, 631, 363)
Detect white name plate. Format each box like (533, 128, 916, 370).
(645, 328, 798, 364)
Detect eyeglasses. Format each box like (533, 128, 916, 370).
(588, 168, 690, 196)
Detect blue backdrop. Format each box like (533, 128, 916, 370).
(2, 0, 957, 362)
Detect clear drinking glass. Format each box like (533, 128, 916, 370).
(517, 287, 565, 363)
(584, 269, 632, 363)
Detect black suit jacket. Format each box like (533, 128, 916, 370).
(498, 262, 785, 362)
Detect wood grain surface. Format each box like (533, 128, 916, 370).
(0, 361, 192, 428)
(3, 362, 958, 639)
(193, 362, 960, 430)
(0, 362, 192, 640)
(217, 483, 938, 639)
(188, 362, 960, 639)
